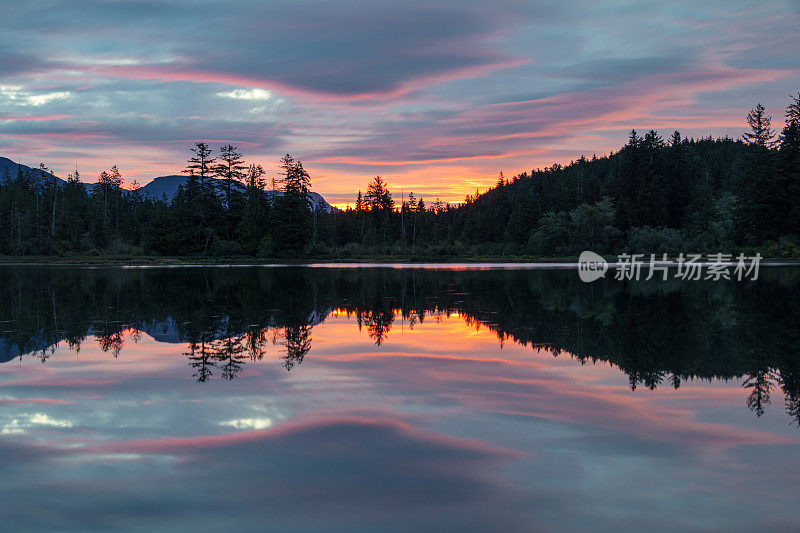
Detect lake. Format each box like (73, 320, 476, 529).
(1, 265, 799, 532)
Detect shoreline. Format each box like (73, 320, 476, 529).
(0, 255, 580, 266)
(2, 255, 800, 267)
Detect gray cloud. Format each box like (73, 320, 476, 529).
(5, 0, 530, 97)
(0, 49, 41, 78)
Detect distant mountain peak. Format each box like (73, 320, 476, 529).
(0, 156, 62, 183)
(1, 157, 335, 211)
(139, 174, 334, 211)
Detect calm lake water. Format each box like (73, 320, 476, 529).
(1, 265, 799, 532)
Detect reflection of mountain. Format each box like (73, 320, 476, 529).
(1, 338, 21, 363)
(142, 318, 183, 343)
(1, 266, 799, 421)
(138, 314, 327, 344)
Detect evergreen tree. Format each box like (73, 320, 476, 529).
(273, 154, 312, 253)
(214, 144, 247, 204)
(742, 103, 777, 148)
(365, 176, 394, 212)
(214, 144, 247, 239)
(238, 164, 268, 254)
(61, 169, 89, 250)
(183, 141, 216, 191)
(736, 104, 781, 241)
(182, 142, 217, 224)
(779, 92, 800, 232)
(182, 142, 222, 251)
(93, 165, 124, 245)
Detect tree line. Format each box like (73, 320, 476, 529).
(1, 93, 798, 258)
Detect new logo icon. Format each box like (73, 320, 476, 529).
(578, 251, 608, 282)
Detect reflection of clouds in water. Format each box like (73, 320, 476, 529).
(1, 267, 799, 530)
(0, 324, 797, 531)
(0, 417, 526, 532)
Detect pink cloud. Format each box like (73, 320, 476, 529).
(0, 398, 73, 405)
(0, 114, 73, 122)
(81, 57, 527, 103)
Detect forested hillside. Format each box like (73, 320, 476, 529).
(1, 94, 798, 259)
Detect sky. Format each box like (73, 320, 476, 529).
(1, 0, 799, 207)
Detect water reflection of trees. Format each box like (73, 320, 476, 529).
(1, 266, 799, 423)
(356, 309, 394, 345)
(281, 325, 312, 371)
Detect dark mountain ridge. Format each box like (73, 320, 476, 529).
(0, 156, 68, 187)
(140, 174, 334, 211)
(0, 157, 333, 211)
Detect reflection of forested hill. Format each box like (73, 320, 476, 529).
(1, 266, 799, 421)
